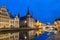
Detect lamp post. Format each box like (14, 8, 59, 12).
(24, 20, 27, 23)
(24, 20, 27, 27)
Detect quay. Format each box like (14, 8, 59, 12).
(0, 28, 40, 32)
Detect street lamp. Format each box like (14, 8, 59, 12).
(24, 20, 27, 23)
(24, 35, 27, 40)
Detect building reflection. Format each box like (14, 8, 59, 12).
(20, 8, 36, 40)
(0, 32, 19, 40)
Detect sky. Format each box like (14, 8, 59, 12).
(0, 0, 60, 24)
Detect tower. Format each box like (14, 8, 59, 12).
(26, 8, 32, 18)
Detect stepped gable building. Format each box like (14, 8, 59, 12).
(0, 5, 20, 28)
(0, 5, 10, 28)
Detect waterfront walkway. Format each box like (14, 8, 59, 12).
(0, 28, 40, 32)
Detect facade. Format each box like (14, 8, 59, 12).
(9, 15, 20, 28)
(20, 8, 36, 40)
(0, 5, 10, 28)
(20, 8, 35, 28)
(27, 13, 36, 40)
(54, 19, 60, 31)
(0, 5, 20, 28)
(26, 12, 35, 28)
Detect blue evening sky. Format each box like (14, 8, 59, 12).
(0, 0, 60, 24)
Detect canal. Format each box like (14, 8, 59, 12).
(0, 30, 36, 40)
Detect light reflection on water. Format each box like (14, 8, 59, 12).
(0, 30, 35, 40)
(1, 31, 60, 40)
(0, 32, 19, 40)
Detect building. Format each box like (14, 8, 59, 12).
(20, 8, 35, 28)
(20, 8, 36, 40)
(0, 5, 10, 28)
(54, 18, 60, 31)
(0, 5, 20, 28)
(35, 20, 44, 36)
(9, 14, 20, 28)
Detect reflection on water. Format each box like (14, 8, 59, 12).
(0, 30, 35, 40)
(0, 32, 19, 40)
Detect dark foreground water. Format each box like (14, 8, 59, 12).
(0, 30, 35, 40)
(0, 31, 60, 40)
(0, 32, 19, 40)
(47, 32, 60, 40)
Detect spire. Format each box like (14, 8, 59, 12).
(18, 13, 20, 17)
(27, 7, 30, 15)
(55, 18, 60, 21)
(26, 7, 33, 18)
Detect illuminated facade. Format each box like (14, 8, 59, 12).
(0, 5, 10, 28)
(9, 15, 20, 28)
(0, 5, 20, 28)
(35, 20, 44, 36)
(54, 19, 60, 31)
(20, 8, 36, 40)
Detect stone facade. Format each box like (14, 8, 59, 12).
(0, 5, 20, 28)
(9, 15, 20, 28)
(0, 5, 10, 28)
(20, 8, 36, 40)
(20, 8, 35, 28)
(54, 19, 60, 31)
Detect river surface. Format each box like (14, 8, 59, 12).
(0, 30, 35, 40)
(0, 31, 60, 40)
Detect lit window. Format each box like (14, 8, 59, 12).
(15, 21, 18, 23)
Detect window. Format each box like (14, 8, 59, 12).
(15, 21, 19, 24)
(10, 21, 14, 24)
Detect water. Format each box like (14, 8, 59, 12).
(0, 30, 35, 40)
(0, 32, 19, 40)
(47, 32, 60, 40)
(0, 31, 60, 40)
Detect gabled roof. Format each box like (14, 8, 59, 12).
(0, 5, 10, 16)
(20, 8, 33, 20)
(55, 18, 60, 21)
(1, 5, 6, 8)
(26, 7, 30, 15)
(20, 16, 27, 20)
(9, 13, 15, 19)
(26, 7, 33, 18)
(10, 13, 20, 19)
(15, 13, 20, 18)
